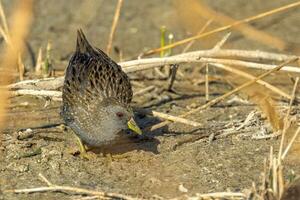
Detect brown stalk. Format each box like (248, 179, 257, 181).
(0, 0, 26, 80)
(278, 77, 299, 160)
(182, 19, 213, 53)
(106, 0, 123, 55)
(0, 0, 33, 130)
(5, 173, 142, 200)
(189, 0, 287, 50)
(212, 63, 292, 100)
(148, 57, 298, 131)
(142, 1, 300, 56)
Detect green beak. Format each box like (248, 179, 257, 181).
(127, 118, 142, 135)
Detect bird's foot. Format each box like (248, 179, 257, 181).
(79, 150, 97, 160)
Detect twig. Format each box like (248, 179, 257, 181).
(106, 0, 123, 55)
(137, 108, 202, 127)
(278, 77, 299, 159)
(0, 0, 9, 35)
(176, 49, 297, 62)
(35, 47, 43, 74)
(211, 63, 292, 100)
(0, 0, 26, 80)
(38, 173, 53, 186)
(0, 0, 33, 129)
(205, 63, 209, 101)
(7, 49, 300, 90)
(281, 126, 300, 160)
(148, 58, 298, 131)
(205, 33, 231, 102)
(213, 32, 231, 50)
(11, 89, 62, 99)
(182, 19, 213, 53)
(8, 76, 64, 90)
(194, 1, 287, 50)
(5, 173, 141, 200)
(122, 57, 300, 74)
(0, 0, 9, 43)
(186, 191, 247, 199)
(142, 1, 300, 56)
(133, 85, 155, 96)
(167, 64, 178, 91)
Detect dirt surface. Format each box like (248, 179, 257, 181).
(1, 0, 300, 199)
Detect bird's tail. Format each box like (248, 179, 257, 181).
(76, 29, 95, 54)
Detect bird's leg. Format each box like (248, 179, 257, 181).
(76, 136, 87, 154)
(74, 135, 93, 159)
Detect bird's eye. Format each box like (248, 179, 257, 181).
(116, 112, 124, 118)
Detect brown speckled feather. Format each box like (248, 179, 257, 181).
(63, 30, 132, 108)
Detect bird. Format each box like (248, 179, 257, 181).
(61, 29, 142, 157)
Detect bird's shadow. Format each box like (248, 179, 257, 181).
(90, 112, 165, 155)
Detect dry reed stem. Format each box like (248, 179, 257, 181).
(212, 63, 292, 100)
(0, 0, 9, 43)
(5, 173, 142, 200)
(133, 85, 155, 96)
(281, 127, 300, 160)
(143, 1, 300, 56)
(11, 89, 62, 98)
(183, 192, 247, 199)
(167, 19, 213, 88)
(106, 0, 123, 55)
(122, 57, 300, 74)
(205, 63, 209, 101)
(278, 164, 284, 199)
(194, 0, 287, 50)
(138, 109, 202, 127)
(176, 49, 297, 62)
(35, 47, 43, 74)
(182, 19, 213, 53)
(8, 76, 64, 90)
(0, 0, 8, 34)
(0, 0, 33, 130)
(0, 0, 26, 80)
(273, 157, 278, 196)
(278, 77, 299, 159)
(7, 49, 300, 90)
(149, 58, 298, 131)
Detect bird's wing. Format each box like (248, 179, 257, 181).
(62, 51, 132, 109)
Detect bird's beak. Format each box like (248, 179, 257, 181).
(127, 118, 142, 135)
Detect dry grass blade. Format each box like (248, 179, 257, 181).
(137, 108, 202, 127)
(11, 89, 62, 99)
(176, 49, 297, 62)
(133, 85, 155, 96)
(149, 57, 298, 131)
(106, 0, 123, 55)
(0, 0, 26, 80)
(191, 191, 246, 199)
(35, 47, 43, 74)
(278, 77, 299, 159)
(212, 63, 292, 100)
(182, 19, 213, 53)
(281, 124, 300, 160)
(0, 0, 9, 34)
(0, 0, 33, 130)
(205, 63, 209, 101)
(143, 1, 300, 56)
(5, 173, 142, 200)
(189, 0, 287, 50)
(7, 49, 300, 91)
(122, 56, 300, 74)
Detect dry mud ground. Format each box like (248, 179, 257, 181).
(1, 0, 300, 199)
